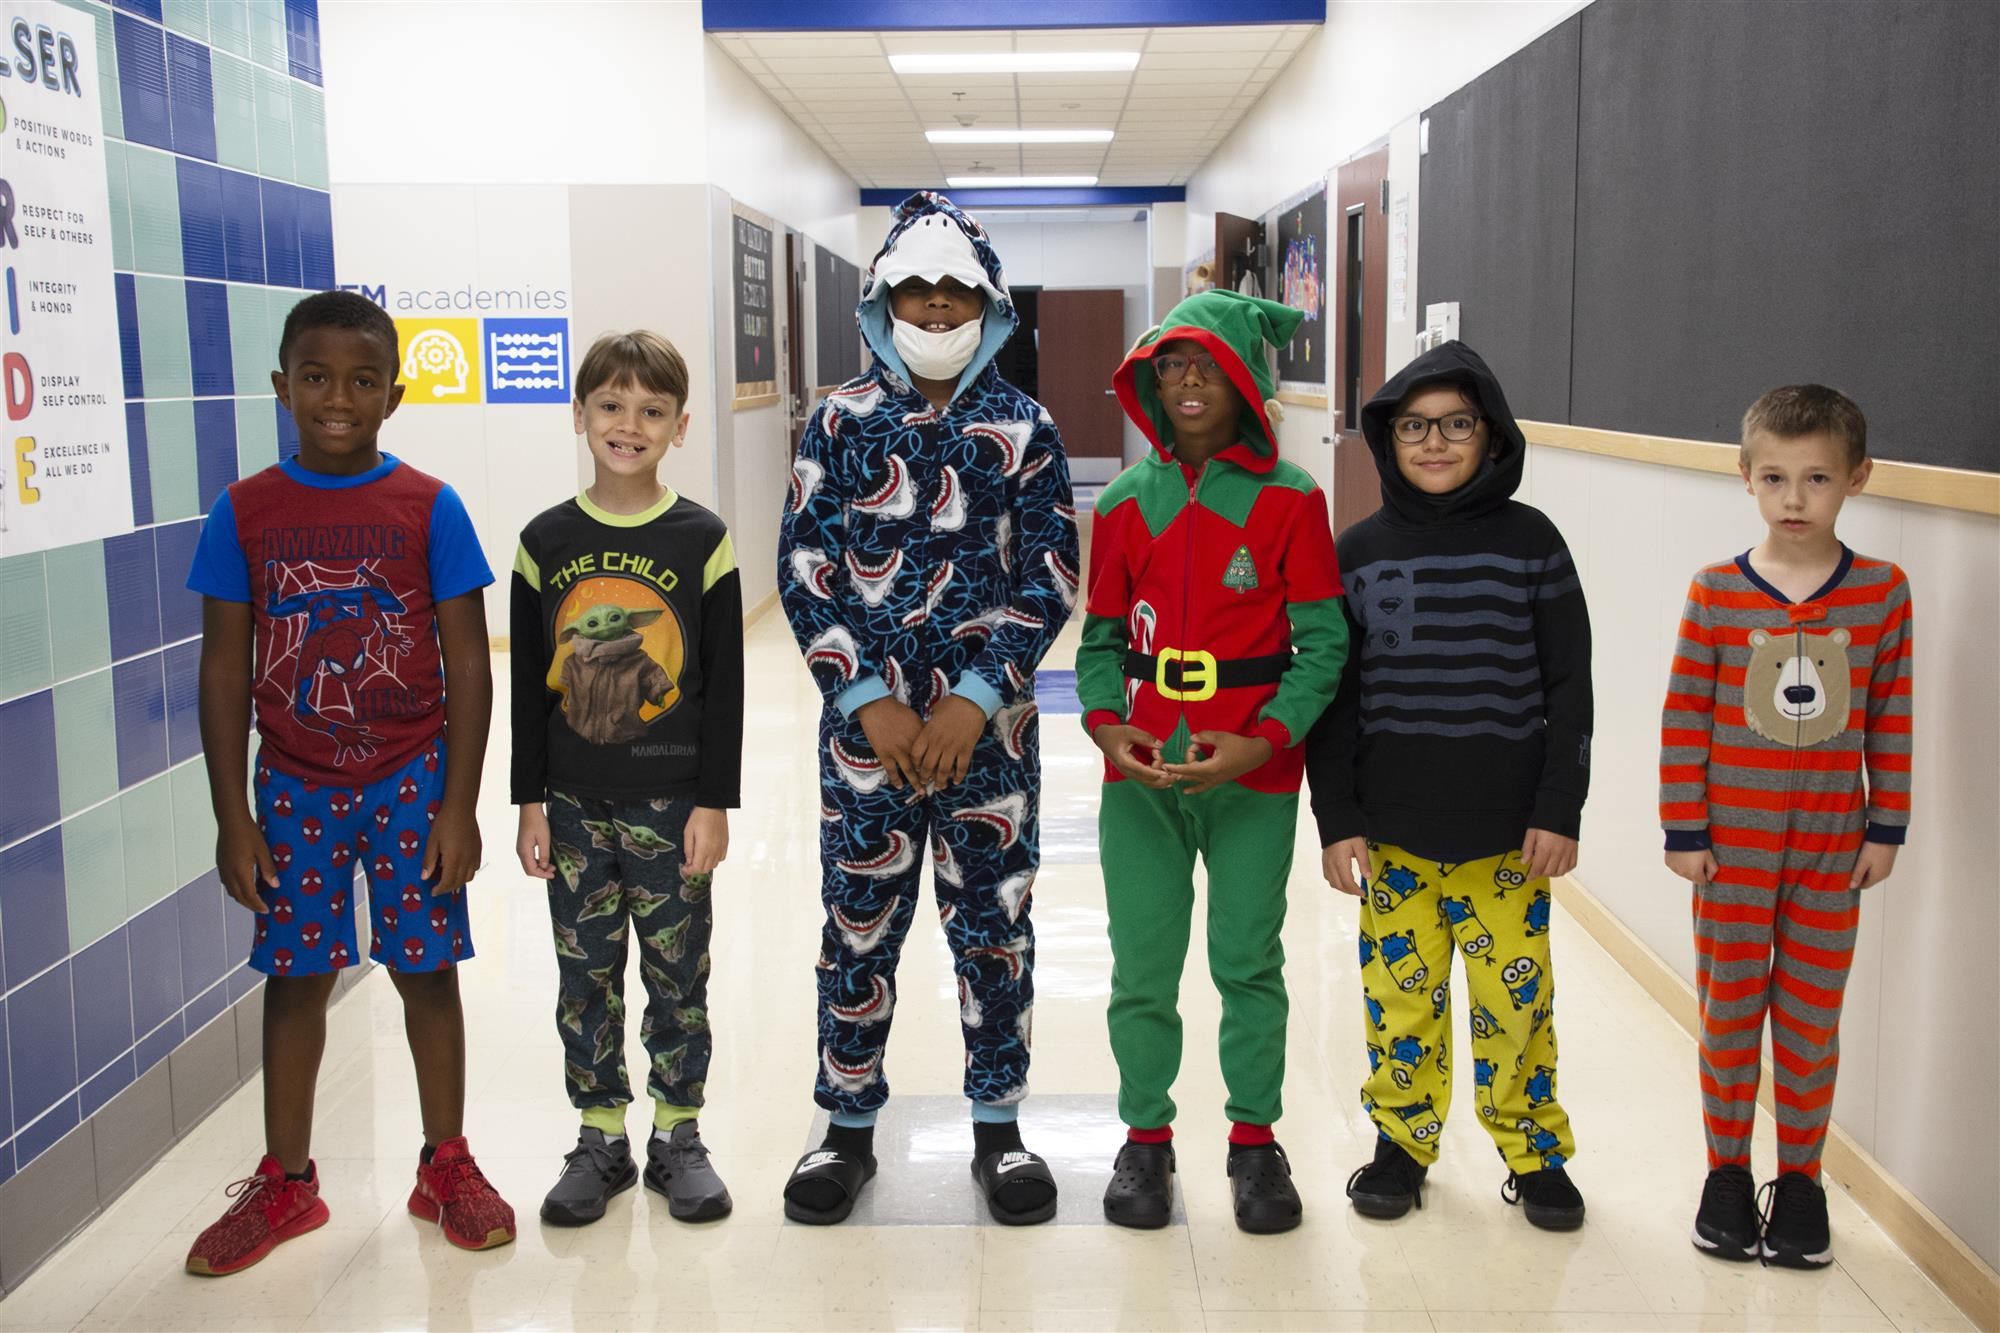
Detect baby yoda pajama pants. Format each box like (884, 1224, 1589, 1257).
(546, 792, 713, 1114)
(1359, 843, 1575, 1174)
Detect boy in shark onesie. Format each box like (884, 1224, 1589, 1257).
(778, 192, 1079, 1226)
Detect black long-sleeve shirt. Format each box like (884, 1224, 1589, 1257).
(509, 490, 743, 808)
(1305, 341, 1592, 862)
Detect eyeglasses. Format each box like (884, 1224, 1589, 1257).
(1153, 352, 1221, 385)
(1390, 411, 1484, 445)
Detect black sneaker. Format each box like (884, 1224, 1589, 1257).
(1759, 1171, 1833, 1269)
(1227, 1141, 1302, 1234)
(540, 1127, 637, 1226)
(1691, 1165, 1759, 1261)
(1502, 1166, 1585, 1231)
(1346, 1135, 1426, 1219)
(1102, 1140, 1176, 1230)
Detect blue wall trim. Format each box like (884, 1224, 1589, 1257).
(860, 186, 1184, 208)
(705, 0, 1321, 30)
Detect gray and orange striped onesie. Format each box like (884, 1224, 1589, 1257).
(1660, 548, 1912, 1177)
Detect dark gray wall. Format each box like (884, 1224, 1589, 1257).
(1419, 0, 2000, 472)
(1418, 14, 1580, 425)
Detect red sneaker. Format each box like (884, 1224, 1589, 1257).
(408, 1137, 516, 1250)
(185, 1156, 330, 1276)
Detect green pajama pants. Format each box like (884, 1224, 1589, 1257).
(1100, 778, 1298, 1129)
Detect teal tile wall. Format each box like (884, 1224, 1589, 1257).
(5, 0, 337, 1210)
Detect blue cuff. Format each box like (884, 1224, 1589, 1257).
(835, 676, 891, 718)
(970, 1100, 1019, 1123)
(1864, 822, 1906, 845)
(1663, 828, 1712, 852)
(829, 1109, 878, 1129)
(953, 671, 1003, 718)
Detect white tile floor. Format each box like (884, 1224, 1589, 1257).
(0, 615, 1976, 1332)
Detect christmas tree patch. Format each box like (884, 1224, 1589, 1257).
(1223, 545, 1259, 593)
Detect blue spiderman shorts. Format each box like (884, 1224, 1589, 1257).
(247, 739, 475, 977)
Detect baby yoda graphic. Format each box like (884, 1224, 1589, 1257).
(552, 921, 587, 960)
(558, 602, 676, 744)
(642, 958, 684, 1000)
(654, 1044, 690, 1085)
(616, 820, 676, 860)
(680, 869, 713, 903)
(559, 993, 587, 1035)
(646, 916, 694, 963)
(552, 843, 586, 890)
(576, 880, 624, 923)
(673, 1005, 709, 1034)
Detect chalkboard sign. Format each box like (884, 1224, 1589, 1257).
(814, 244, 864, 389)
(1419, 1, 2000, 473)
(1273, 184, 1328, 388)
(732, 210, 776, 402)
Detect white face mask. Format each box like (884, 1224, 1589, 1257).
(891, 316, 983, 381)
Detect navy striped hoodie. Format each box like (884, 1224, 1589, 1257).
(1305, 342, 1592, 862)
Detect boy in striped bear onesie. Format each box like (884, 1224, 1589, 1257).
(1661, 384, 1914, 1271)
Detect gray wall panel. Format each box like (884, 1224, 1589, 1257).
(0, 1124, 96, 1295)
(1418, 15, 1580, 423)
(1570, 0, 2000, 469)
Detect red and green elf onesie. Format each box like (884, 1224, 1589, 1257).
(1076, 290, 1349, 1137)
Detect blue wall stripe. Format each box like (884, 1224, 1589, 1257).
(860, 185, 1184, 207)
(704, 0, 1322, 30)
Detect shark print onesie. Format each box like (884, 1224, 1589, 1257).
(778, 192, 1079, 1119)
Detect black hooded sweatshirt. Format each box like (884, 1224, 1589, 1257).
(1305, 342, 1592, 862)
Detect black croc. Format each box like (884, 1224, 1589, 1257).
(782, 1148, 877, 1225)
(972, 1148, 1059, 1226)
(1102, 1140, 1176, 1230)
(1228, 1142, 1302, 1234)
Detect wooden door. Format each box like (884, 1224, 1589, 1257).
(1333, 148, 1390, 535)
(1036, 288, 1126, 465)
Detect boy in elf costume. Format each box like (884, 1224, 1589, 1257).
(1077, 290, 1348, 1234)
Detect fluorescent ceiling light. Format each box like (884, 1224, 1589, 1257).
(946, 175, 1098, 188)
(927, 128, 1114, 145)
(891, 51, 1140, 74)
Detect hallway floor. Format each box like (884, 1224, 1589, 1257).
(0, 615, 1973, 1332)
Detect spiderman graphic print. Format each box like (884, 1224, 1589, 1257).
(187, 454, 493, 788)
(779, 192, 1079, 1116)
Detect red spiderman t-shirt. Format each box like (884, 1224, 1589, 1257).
(187, 455, 493, 787)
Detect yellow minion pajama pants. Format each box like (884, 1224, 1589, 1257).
(1358, 843, 1576, 1173)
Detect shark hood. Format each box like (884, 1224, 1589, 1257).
(1361, 340, 1528, 526)
(858, 191, 1018, 404)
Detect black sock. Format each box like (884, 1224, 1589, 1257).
(787, 1124, 874, 1214)
(420, 1143, 436, 1165)
(973, 1119, 1024, 1159)
(974, 1119, 1056, 1216)
(285, 1167, 312, 1183)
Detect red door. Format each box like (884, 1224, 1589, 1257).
(1333, 148, 1390, 535)
(1036, 288, 1126, 468)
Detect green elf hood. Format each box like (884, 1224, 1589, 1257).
(1112, 288, 1303, 467)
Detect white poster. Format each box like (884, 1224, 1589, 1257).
(1389, 192, 1411, 322)
(0, 0, 131, 556)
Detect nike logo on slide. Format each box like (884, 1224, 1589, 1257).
(800, 1151, 841, 1171)
(995, 1152, 1038, 1174)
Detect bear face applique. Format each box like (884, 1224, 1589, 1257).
(1741, 626, 1853, 747)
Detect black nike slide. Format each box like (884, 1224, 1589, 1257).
(972, 1147, 1059, 1226)
(782, 1148, 877, 1225)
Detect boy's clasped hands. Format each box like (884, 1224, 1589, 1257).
(858, 693, 991, 794)
(1091, 723, 1272, 796)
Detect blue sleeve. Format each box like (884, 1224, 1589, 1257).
(185, 491, 252, 602)
(428, 484, 495, 603)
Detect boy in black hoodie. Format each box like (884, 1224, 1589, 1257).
(1306, 342, 1591, 1230)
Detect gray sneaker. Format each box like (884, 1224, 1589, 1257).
(645, 1121, 732, 1222)
(540, 1127, 637, 1226)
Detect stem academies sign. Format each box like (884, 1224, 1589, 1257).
(0, 1, 130, 556)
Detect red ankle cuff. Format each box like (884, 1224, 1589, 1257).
(1127, 1125, 1173, 1144)
(1228, 1121, 1275, 1146)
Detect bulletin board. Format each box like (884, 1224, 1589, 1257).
(1271, 180, 1329, 398)
(1418, 2, 2000, 473)
(731, 204, 778, 407)
(813, 244, 864, 390)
